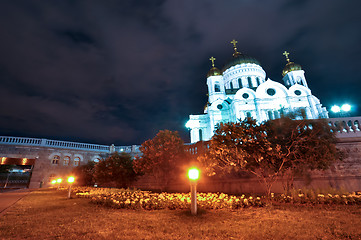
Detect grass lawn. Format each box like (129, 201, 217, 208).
(1, 189, 361, 240)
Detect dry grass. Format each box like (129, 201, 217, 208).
(1, 189, 361, 240)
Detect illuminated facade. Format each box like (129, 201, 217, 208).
(186, 40, 328, 143)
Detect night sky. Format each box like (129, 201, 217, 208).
(1, 1, 361, 146)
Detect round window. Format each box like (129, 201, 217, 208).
(294, 90, 302, 96)
(242, 93, 249, 99)
(217, 104, 223, 110)
(267, 88, 276, 96)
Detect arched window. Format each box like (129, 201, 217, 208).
(63, 156, 70, 166)
(214, 84, 220, 92)
(247, 77, 252, 88)
(256, 77, 260, 86)
(199, 129, 203, 141)
(230, 82, 233, 90)
(238, 78, 243, 88)
(246, 112, 252, 118)
(268, 111, 273, 120)
(74, 157, 80, 166)
(52, 155, 60, 165)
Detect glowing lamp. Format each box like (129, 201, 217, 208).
(331, 105, 340, 113)
(188, 168, 200, 181)
(57, 178, 62, 183)
(67, 176, 75, 199)
(341, 104, 351, 112)
(51, 180, 56, 184)
(187, 167, 200, 215)
(67, 176, 75, 183)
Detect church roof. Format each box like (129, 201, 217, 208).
(222, 39, 261, 72)
(282, 62, 302, 77)
(222, 53, 261, 72)
(282, 51, 302, 77)
(207, 67, 222, 77)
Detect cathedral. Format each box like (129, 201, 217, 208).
(186, 40, 329, 143)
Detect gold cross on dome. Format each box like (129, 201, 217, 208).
(283, 51, 290, 62)
(209, 56, 216, 67)
(231, 39, 238, 48)
(230, 39, 240, 56)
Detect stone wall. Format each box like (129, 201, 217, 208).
(133, 139, 361, 194)
(0, 145, 105, 188)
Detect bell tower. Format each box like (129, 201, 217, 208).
(282, 51, 308, 88)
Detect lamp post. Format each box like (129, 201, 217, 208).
(188, 168, 200, 215)
(67, 176, 75, 199)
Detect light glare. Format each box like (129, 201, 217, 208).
(188, 168, 200, 180)
(341, 104, 351, 112)
(331, 105, 340, 113)
(67, 176, 75, 183)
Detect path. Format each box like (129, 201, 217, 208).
(0, 189, 31, 217)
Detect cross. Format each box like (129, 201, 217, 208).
(283, 51, 290, 62)
(230, 39, 238, 48)
(231, 39, 240, 56)
(209, 56, 216, 67)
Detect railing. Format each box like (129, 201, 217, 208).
(0, 136, 140, 153)
(328, 117, 361, 138)
(2, 117, 361, 152)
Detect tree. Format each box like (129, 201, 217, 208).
(202, 117, 341, 196)
(203, 118, 284, 196)
(72, 161, 96, 186)
(265, 117, 342, 193)
(133, 130, 187, 191)
(94, 152, 137, 188)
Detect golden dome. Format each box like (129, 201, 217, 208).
(282, 61, 302, 77)
(222, 39, 261, 72)
(207, 56, 222, 77)
(207, 67, 222, 77)
(222, 53, 261, 72)
(282, 51, 302, 77)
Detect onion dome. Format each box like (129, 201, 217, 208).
(282, 51, 302, 77)
(222, 54, 261, 71)
(222, 39, 261, 72)
(207, 56, 222, 77)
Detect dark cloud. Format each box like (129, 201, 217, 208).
(0, 0, 361, 145)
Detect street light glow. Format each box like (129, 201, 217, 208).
(51, 180, 56, 184)
(341, 104, 351, 112)
(67, 176, 75, 183)
(188, 168, 200, 181)
(331, 105, 341, 113)
(57, 178, 62, 183)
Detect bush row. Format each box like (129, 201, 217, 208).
(73, 187, 361, 210)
